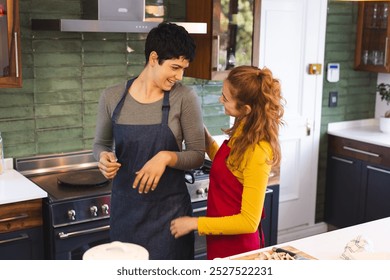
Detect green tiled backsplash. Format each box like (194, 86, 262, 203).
(316, 2, 377, 222)
(0, 0, 227, 158)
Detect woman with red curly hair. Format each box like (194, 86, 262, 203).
(170, 65, 285, 259)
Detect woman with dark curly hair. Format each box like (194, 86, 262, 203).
(170, 65, 285, 259)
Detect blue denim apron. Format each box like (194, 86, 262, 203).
(110, 79, 194, 260)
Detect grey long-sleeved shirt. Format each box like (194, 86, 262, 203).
(93, 81, 205, 170)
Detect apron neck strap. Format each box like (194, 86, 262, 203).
(161, 91, 170, 125)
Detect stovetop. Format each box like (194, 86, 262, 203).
(28, 169, 112, 202)
(15, 150, 111, 203)
(15, 150, 211, 203)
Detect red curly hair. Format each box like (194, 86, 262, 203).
(223, 66, 285, 169)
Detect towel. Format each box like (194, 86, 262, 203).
(340, 235, 373, 260)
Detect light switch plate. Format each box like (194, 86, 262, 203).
(329, 91, 338, 107)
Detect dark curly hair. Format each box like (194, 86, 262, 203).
(145, 22, 196, 65)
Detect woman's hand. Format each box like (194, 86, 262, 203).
(133, 151, 177, 194)
(170, 216, 198, 238)
(98, 151, 121, 179)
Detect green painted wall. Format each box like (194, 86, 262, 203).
(0, 1, 379, 223)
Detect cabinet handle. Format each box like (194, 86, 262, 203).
(0, 233, 29, 245)
(342, 146, 380, 157)
(367, 165, 390, 175)
(14, 32, 19, 78)
(212, 35, 220, 71)
(331, 156, 354, 164)
(0, 213, 28, 223)
(385, 37, 388, 67)
(58, 225, 110, 239)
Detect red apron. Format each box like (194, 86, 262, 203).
(206, 140, 265, 260)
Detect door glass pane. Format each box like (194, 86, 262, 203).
(361, 2, 388, 66)
(214, 0, 254, 71)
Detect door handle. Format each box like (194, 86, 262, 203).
(306, 120, 312, 136)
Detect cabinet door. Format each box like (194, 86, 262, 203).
(0, 227, 44, 260)
(325, 154, 363, 228)
(186, 0, 257, 80)
(0, 0, 22, 88)
(355, 2, 390, 72)
(262, 185, 279, 247)
(363, 164, 390, 222)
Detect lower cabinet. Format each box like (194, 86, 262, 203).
(262, 184, 279, 247)
(325, 135, 390, 228)
(0, 227, 44, 260)
(364, 165, 390, 221)
(0, 199, 44, 259)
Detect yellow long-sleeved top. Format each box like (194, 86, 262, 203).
(197, 133, 272, 236)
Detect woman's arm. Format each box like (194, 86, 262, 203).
(173, 85, 205, 170)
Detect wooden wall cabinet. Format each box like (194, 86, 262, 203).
(0, 0, 22, 88)
(355, 1, 390, 73)
(185, 0, 257, 80)
(325, 135, 390, 228)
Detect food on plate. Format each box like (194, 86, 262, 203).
(253, 251, 295, 260)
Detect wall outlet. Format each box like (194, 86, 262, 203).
(329, 91, 338, 107)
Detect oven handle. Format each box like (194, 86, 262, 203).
(58, 225, 110, 240)
(193, 206, 207, 214)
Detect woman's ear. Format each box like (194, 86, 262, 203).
(149, 51, 158, 65)
(243, 104, 252, 116)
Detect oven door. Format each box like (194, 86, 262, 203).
(192, 199, 207, 260)
(48, 219, 110, 260)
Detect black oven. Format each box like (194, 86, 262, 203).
(15, 151, 112, 260)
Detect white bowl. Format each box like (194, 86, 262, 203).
(83, 241, 149, 260)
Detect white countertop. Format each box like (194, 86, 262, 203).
(327, 118, 390, 148)
(226, 217, 390, 260)
(0, 159, 47, 205)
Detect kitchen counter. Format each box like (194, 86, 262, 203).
(328, 118, 390, 148)
(0, 160, 47, 205)
(225, 217, 390, 260)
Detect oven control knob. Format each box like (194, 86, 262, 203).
(90, 206, 98, 217)
(67, 209, 76, 221)
(101, 204, 109, 215)
(196, 188, 205, 195)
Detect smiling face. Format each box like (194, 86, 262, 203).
(152, 54, 190, 92)
(220, 80, 252, 118)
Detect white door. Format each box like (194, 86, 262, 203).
(253, 0, 328, 237)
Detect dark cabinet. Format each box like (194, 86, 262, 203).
(0, 0, 22, 88)
(364, 165, 390, 221)
(325, 154, 362, 227)
(262, 184, 279, 247)
(325, 135, 390, 228)
(355, 1, 390, 72)
(0, 199, 44, 259)
(0, 227, 44, 260)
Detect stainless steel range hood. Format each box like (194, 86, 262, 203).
(31, 0, 207, 34)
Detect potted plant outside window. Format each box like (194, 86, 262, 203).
(376, 83, 390, 133)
